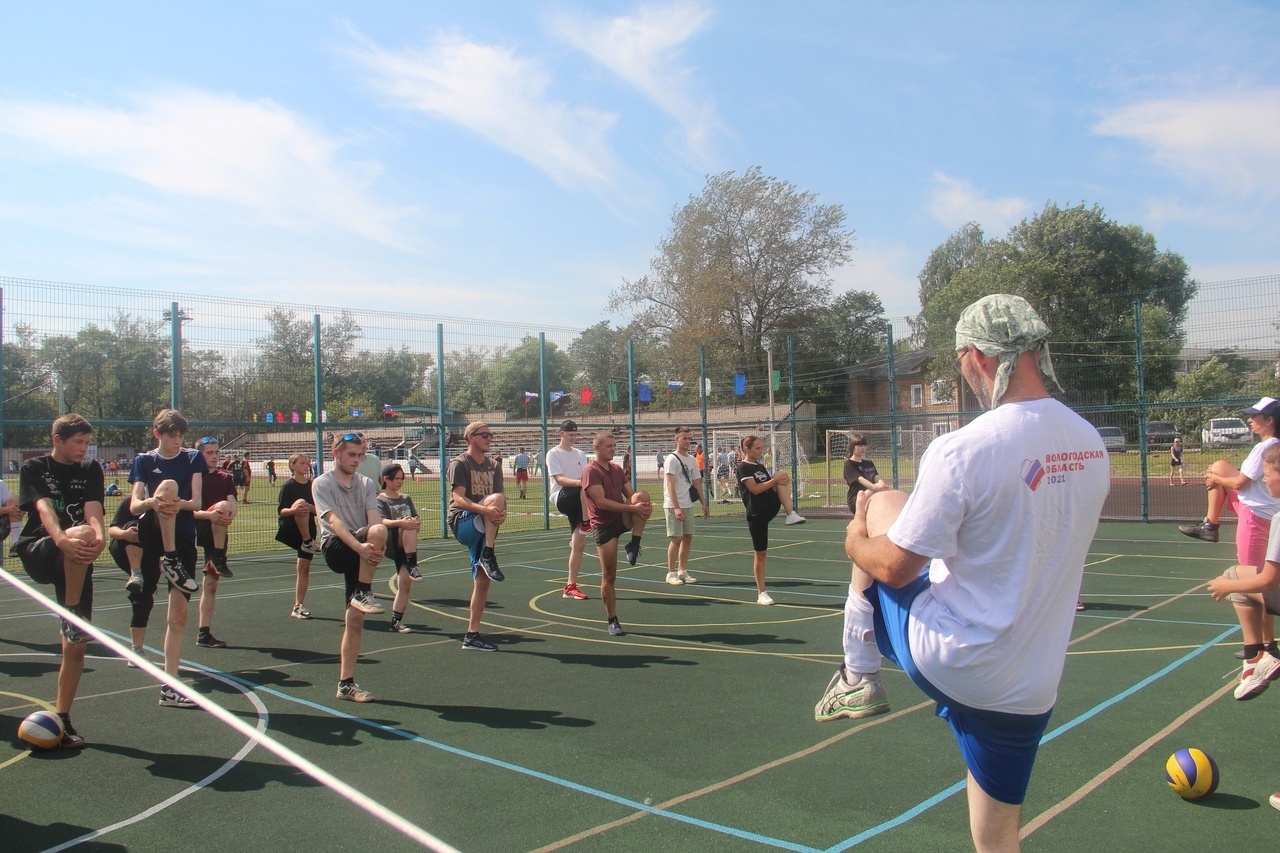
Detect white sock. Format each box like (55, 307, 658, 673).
(842, 583, 882, 676)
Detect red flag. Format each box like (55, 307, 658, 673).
(580, 387, 593, 404)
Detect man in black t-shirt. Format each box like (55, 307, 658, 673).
(14, 414, 107, 748)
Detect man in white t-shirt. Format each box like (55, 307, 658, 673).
(663, 425, 709, 586)
(546, 420, 591, 599)
(819, 294, 1110, 852)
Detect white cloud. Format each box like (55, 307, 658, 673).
(349, 31, 620, 191)
(927, 173, 1030, 235)
(0, 89, 411, 248)
(1093, 90, 1280, 196)
(831, 241, 921, 322)
(550, 0, 719, 164)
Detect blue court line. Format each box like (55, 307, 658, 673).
(98, 633, 818, 853)
(822, 624, 1238, 852)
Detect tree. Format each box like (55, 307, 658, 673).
(567, 321, 662, 414)
(787, 289, 888, 409)
(481, 336, 574, 417)
(440, 346, 496, 413)
(917, 203, 1197, 404)
(609, 167, 855, 402)
(2, 323, 59, 444)
(256, 309, 364, 411)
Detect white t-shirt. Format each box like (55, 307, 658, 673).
(887, 398, 1111, 715)
(663, 450, 698, 509)
(545, 445, 587, 503)
(1237, 437, 1280, 520)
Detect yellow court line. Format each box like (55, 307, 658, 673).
(530, 699, 937, 853)
(525, 587, 838, 630)
(1020, 680, 1235, 840)
(0, 690, 57, 770)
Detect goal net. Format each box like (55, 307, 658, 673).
(708, 429, 810, 505)
(825, 428, 936, 507)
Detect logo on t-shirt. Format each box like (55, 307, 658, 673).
(1021, 458, 1045, 491)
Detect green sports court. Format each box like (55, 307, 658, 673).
(2, 515, 1272, 852)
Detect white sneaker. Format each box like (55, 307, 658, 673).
(1235, 652, 1280, 700)
(757, 591, 775, 606)
(785, 511, 807, 526)
(677, 571, 697, 584)
(665, 571, 683, 585)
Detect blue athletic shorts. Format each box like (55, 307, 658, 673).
(868, 572, 1053, 805)
(451, 511, 486, 574)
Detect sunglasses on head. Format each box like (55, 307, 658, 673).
(198, 437, 219, 446)
(340, 433, 362, 442)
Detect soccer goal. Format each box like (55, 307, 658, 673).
(709, 428, 810, 505)
(825, 428, 938, 506)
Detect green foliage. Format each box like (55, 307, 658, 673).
(917, 203, 1197, 404)
(610, 167, 857, 405)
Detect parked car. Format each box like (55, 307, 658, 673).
(1201, 417, 1252, 447)
(1144, 421, 1180, 451)
(1096, 426, 1126, 450)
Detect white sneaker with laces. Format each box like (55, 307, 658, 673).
(784, 511, 807, 525)
(677, 571, 697, 584)
(757, 591, 775, 606)
(1235, 652, 1280, 700)
(665, 571, 683, 585)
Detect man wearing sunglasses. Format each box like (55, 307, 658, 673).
(447, 422, 507, 651)
(313, 433, 388, 702)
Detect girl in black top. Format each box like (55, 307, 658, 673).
(736, 435, 806, 606)
(277, 453, 320, 619)
(843, 434, 888, 513)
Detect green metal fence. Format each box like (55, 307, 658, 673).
(2, 274, 1277, 554)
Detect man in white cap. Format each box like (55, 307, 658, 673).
(815, 294, 1109, 852)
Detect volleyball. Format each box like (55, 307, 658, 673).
(1165, 748, 1219, 799)
(17, 711, 64, 750)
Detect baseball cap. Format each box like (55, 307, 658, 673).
(559, 419, 579, 433)
(1241, 397, 1280, 419)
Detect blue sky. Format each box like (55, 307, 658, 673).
(2, 1, 1277, 333)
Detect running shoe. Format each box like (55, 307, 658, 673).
(60, 720, 86, 749)
(624, 541, 641, 566)
(336, 681, 374, 703)
(462, 633, 497, 651)
(563, 583, 588, 600)
(290, 604, 312, 619)
(784, 511, 807, 525)
(677, 571, 697, 584)
(125, 568, 144, 591)
(301, 539, 322, 555)
(665, 571, 683, 585)
(814, 665, 890, 722)
(349, 589, 385, 614)
(607, 617, 625, 636)
(1177, 521, 1219, 543)
(478, 549, 505, 582)
(162, 555, 200, 593)
(389, 619, 411, 634)
(159, 686, 198, 709)
(1235, 653, 1280, 700)
(406, 564, 424, 582)
(757, 591, 775, 606)
(214, 556, 233, 578)
(196, 631, 227, 649)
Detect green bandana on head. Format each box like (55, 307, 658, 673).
(954, 294, 1060, 405)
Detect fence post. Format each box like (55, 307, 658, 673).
(699, 346, 709, 487)
(627, 340, 636, 487)
(1135, 299, 1149, 521)
(436, 324, 448, 539)
(788, 336, 799, 508)
(539, 333, 549, 530)
(0, 287, 5, 472)
(313, 315, 324, 474)
(169, 301, 183, 411)
(886, 322, 899, 487)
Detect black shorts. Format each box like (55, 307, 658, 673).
(592, 518, 630, 547)
(322, 530, 368, 602)
(195, 518, 216, 550)
(556, 488, 584, 531)
(137, 512, 198, 597)
(747, 514, 773, 552)
(273, 522, 313, 560)
(17, 537, 95, 616)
